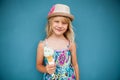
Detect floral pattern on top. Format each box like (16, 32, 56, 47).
(43, 47, 76, 80)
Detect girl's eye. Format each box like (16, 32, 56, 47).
(62, 22, 67, 24)
(54, 21, 59, 23)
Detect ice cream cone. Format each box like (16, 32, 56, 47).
(44, 47, 54, 65)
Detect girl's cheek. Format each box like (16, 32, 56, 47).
(53, 23, 57, 26)
(64, 26, 68, 30)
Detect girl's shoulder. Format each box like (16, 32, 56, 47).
(69, 41, 76, 51)
(37, 40, 46, 48)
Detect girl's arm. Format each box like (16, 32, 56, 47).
(36, 42, 47, 73)
(70, 42, 80, 80)
(36, 42, 56, 74)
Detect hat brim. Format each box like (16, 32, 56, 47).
(47, 12, 74, 21)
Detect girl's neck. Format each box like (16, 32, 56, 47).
(46, 34, 69, 50)
(48, 34, 66, 41)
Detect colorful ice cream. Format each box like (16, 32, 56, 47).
(44, 47, 54, 65)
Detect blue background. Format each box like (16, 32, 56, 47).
(0, 0, 120, 80)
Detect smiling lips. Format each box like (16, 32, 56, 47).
(56, 29, 62, 32)
(55, 28, 63, 32)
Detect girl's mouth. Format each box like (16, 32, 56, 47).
(56, 29, 63, 32)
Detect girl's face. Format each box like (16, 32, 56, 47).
(51, 16, 69, 36)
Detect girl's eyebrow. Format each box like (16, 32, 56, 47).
(54, 20, 59, 21)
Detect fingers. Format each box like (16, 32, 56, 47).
(46, 64, 56, 74)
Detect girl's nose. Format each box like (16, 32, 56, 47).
(58, 23, 62, 28)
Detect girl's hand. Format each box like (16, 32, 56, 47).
(46, 63, 56, 74)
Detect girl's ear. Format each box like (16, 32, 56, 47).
(48, 21, 50, 26)
(48, 19, 53, 26)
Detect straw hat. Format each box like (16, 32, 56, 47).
(47, 4, 74, 21)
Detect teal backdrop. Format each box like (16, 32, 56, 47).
(0, 0, 120, 80)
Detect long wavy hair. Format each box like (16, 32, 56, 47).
(45, 16, 75, 42)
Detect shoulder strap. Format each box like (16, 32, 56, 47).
(67, 40, 70, 49)
(44, 39, 48, 47)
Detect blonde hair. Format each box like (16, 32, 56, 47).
(45, 17, 75, 42)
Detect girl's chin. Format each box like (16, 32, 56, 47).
(53, 30, 66, 36)
(54, 32, 64, 36)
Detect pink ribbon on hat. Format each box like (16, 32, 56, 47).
(48, 5, 55, 15)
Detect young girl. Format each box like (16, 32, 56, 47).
(36, 4, 79, 80)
